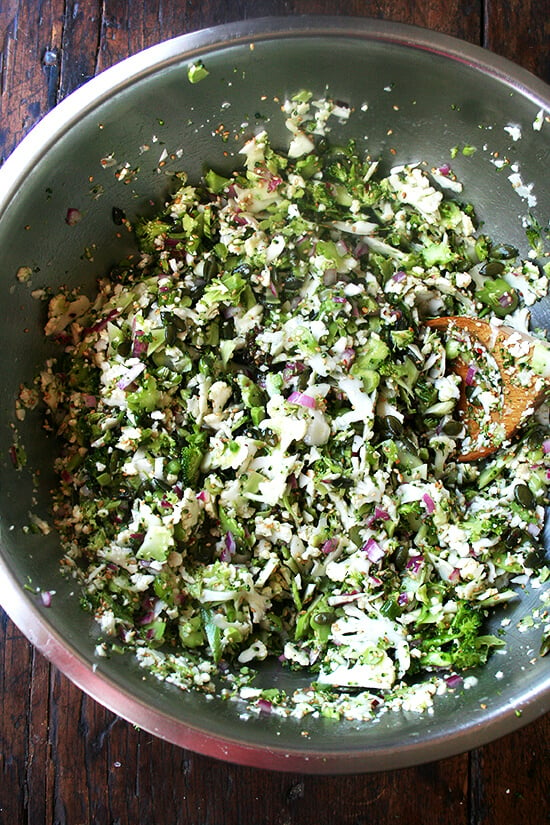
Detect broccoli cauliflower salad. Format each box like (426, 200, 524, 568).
(25, 91, 550, 721)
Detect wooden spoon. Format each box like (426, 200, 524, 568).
(426, 316, 548, 462)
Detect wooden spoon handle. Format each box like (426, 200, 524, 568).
(426, 316, 547, 461)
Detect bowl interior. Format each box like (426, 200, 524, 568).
(0, 18, 549, 772)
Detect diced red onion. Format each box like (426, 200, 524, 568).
(65, 207, 82, 226)
(132, 334, 148, 358)
(423, 492, 436, 514)
(322, 537, 339, 555)
(289, 360, 305, 373)
(362, 538, 385, 563)
(40, 590, 53, 607)
(269, 281, 278, 297)
(140, 598, 164, 626)
(366, 506, 390, 527)
(498, 291, 514, 308)
(354, 241, 370, 258)
(392, 270, 406, 283)
(287, 391, 316, 409)
(406, 554, 424, 572)
(220, 531, 236, 562)
(332, 296, 347, 304)
(83, 308, 120, 335)
(397, 592, 409, 606)
(465, 364, 477, 386)
(196, 490, 208, 502)
(267, 176, 282, 193)
(117, 362, 146, 389)
(257, 698, 273, 714)
(437, 163, 451, 176)
(448, 568, 461, 583)
(445, 674, 463, 689)
(282, 361, 305, 383)
(341, 348, 356, 369)
(542, 439, 550, 454)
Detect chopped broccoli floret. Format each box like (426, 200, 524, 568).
(180, 429, 208, 488)
(418, 602, 503, 671)
(135, 218, 172, 253)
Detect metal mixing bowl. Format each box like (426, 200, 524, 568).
(0, 16, 549, 773)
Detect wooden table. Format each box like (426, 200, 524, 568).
(1, 2, 549, 823)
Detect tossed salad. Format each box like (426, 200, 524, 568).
(30, 92, 550, 719)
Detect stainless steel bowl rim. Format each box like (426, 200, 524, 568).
(0, 15, 549, 773)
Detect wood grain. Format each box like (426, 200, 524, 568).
(484, 0, 550, 83)
(3, 614, 474, 825)
(1, 2, 549, 824)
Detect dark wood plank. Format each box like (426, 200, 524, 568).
(58, 1, 103, 99)
(470, 715, 550, 825)
(0, 0, 66, 163)
(1, 2, 549, 824)
(485, 0, 550, 83)
(93, 0, 481, 77)
(0, 610, 32, 824)
(25, 646, 55, 825)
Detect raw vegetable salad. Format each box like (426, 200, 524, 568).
(30, 92, 550, 720)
